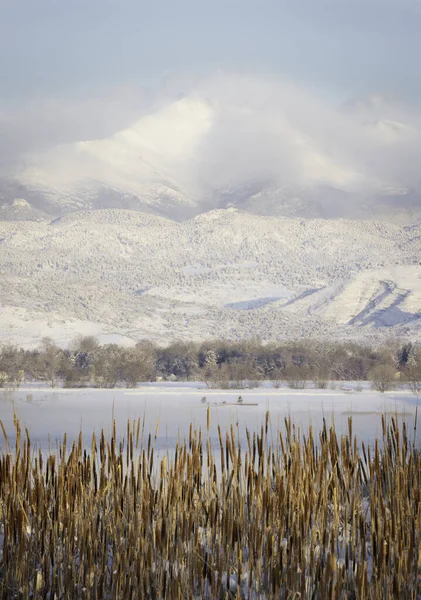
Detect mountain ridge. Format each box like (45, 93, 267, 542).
(1, 89, 420, 346)
(2, 92, 420, 222)
(1, 207, 420, 347)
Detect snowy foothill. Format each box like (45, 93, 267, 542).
(1, 208, 421, 348)
(0, 382, 419, 452)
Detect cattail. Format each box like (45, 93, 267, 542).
(0, 414, 419, 597)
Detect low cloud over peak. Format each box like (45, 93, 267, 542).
(2, 73, 421, 216)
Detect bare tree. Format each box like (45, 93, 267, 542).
(368, 364, 396, 393)
(120, 345, 156, 388)
(0, 371, 8, 388)
(93, 345, 122, 388)
(30, 338, 64, 388)
(0, 345, 26, 389)
(202, 348, 218, 388)
(284, 365, 310, 390)
(404, 362, 421, 395)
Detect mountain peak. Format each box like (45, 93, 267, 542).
(1, 89, 420, 223)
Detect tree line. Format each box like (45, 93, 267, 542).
(0, 336, 420, 392)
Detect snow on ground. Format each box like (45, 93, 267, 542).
(1, 209, 421, 347)
(0, 384, 418, 452)
(0, 306, 137, 349)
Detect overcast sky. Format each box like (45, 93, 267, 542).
(1, 0, 421, 184)
(1, 0, 421, 100)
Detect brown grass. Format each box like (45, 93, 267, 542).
(0, 410, 421, 598)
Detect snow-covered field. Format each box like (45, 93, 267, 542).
(0, 383, 419, 452)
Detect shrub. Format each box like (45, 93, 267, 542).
(368, 364, 396, 393)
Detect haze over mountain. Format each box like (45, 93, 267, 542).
(1, 75, 421, 222)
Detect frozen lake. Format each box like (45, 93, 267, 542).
(0, 383, 419, 453)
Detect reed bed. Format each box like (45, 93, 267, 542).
(0, 411, 421, 599)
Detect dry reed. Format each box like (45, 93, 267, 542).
(0, 411, 420, 599)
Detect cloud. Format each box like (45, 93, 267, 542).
(177, 73, 421, 197)
(0, 83, 151, 172)
(2, 72, 421, 204)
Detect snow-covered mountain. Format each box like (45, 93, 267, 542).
(1, 86, 421, 346)
(1, 208, 420, 347)
(2, 91, 420, 221)
(0, 96, 212, 220)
